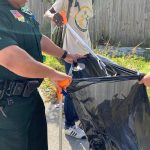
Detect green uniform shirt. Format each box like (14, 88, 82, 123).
(0, 0, 43, 80)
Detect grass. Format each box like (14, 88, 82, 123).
(40, 50, 150, 102)
(95, 50, 150, 73)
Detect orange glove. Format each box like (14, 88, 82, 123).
(57, 79, 72, 101)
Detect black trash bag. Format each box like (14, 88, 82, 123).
(70, 54, 136, 79)
(70, 54, 109, 78)
(68, 63, 150, 150)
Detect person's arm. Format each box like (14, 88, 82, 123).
(139, 73, 150, 87)
(44, 7, 56, 19)
(44, 7, 64, 26)
(0, 45, 71, 90)
(41, 35, 64, 58)
(41, 35, 85, 63)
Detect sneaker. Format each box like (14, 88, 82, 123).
(65, 125, 86, 139)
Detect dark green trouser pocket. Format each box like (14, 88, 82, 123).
(0, 92, 48, 150)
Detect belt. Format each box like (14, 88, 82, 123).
(0, 80, 41, 100)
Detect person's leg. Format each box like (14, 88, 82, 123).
(64, 94, 79, 128)
(64, 62, 86, 139)
(28, 91, 48, 150)
(64, 62, 78, 128)
(0, 95, 38, 150)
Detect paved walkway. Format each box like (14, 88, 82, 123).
(45, 103, 89, 150)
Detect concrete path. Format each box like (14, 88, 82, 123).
(45, 103, 89, 150)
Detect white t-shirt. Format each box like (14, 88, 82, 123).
(52, 0, 93, 55)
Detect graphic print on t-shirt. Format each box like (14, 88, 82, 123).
(75, 6, 93, 32)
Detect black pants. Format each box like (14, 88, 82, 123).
(0, 91, 48, 150)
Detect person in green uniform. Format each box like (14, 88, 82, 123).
(0, 0, 84, 150)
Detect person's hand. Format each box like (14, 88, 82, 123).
(139, 72, 150, 87)
(64, 53, 86, 64)
(50, 70, 72, 94)
(53, 13, 64, 27)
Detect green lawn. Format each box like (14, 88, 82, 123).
(40, 52, 150, 102)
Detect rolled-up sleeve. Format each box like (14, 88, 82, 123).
(0, 14, 18, 50)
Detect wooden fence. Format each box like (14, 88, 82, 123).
(26, 0, 51, 24)
(27, 0, 150, 47)
(90, 0, 150, 47)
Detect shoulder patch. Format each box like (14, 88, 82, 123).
(10, 10, 25, 22)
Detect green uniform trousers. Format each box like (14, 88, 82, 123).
(0, 90, 48, 150)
